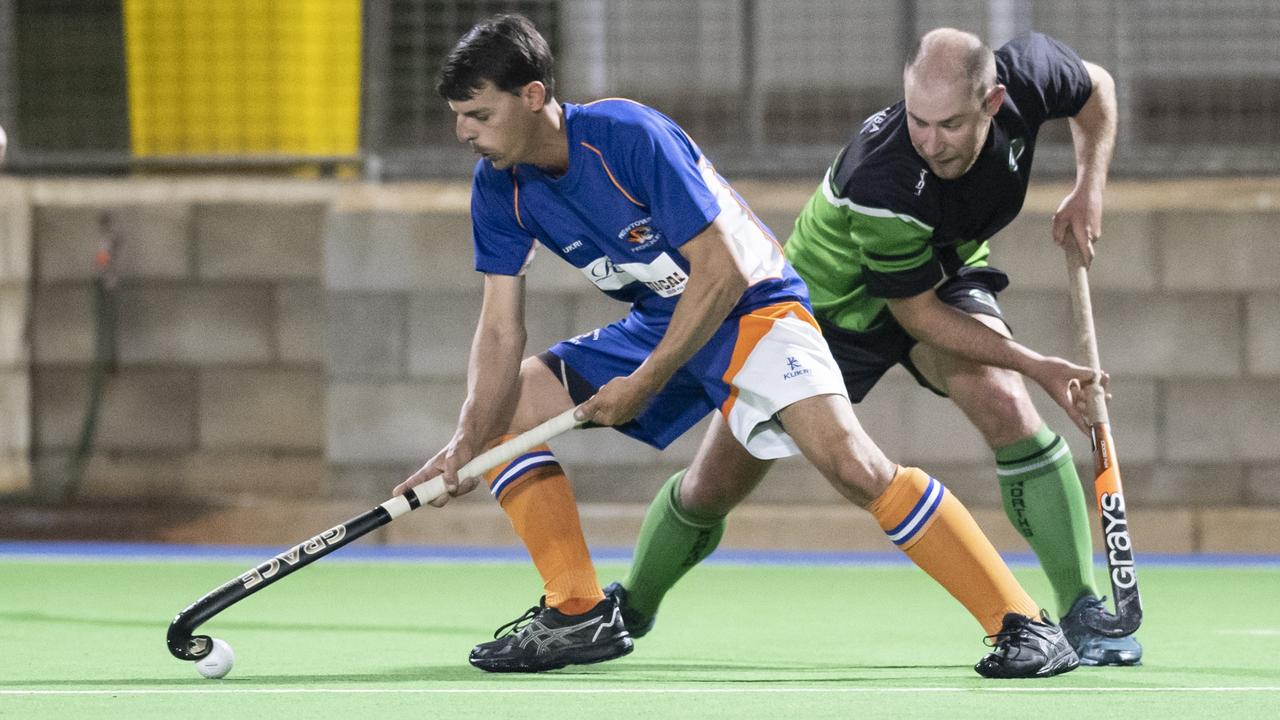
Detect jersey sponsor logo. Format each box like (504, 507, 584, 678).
(782, 356, 811, 380)
(914, 168, 928, 196)
(578, 251, 689, 297)
(642, 269, 688, 296)
(618, 217, 662, 251)
(1008, 138, 1026, 172)
(561, 239, 584, 253)
(581, 255, 634, 291)
(861, 109, 889, 135)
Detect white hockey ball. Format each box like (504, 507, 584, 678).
(195, 638, 235, 679)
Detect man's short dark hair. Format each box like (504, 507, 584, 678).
(437, 14, 555, 101)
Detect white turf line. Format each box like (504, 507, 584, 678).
(3, 687, 1280, 697)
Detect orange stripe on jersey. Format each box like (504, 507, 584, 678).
(580, 142, 646, 208)
(511, 172, 526, 229)
(719, 301, 816, 417)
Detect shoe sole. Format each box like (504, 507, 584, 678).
(975, 647, 1080, 679)
(1037, 650, 1081, 677)
(1078, 651, 1143, 667)
(470, 636, 634, 673)
(1071, 635, 1144, 667)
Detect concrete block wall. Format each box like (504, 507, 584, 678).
(323, 178, 1280, 545)
(22, 180, 333, 502)
(0, 180, 31, 492)
(5, 176, 1279, 554)
(980, 185, 1280, 517)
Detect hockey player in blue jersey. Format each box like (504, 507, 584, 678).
(395, 14, 1081, 678)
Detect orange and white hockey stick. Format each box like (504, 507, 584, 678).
(1065, 238, 1142, 636)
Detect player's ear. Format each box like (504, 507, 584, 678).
(522, 81, 548, 111)
(984, 84, 1007, 116)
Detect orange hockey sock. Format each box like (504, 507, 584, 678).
(868, 466, 1041, 634)
(487, 441, 603, 616)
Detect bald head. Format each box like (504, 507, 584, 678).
(905, 28, 995, 101)
(901, 28, 1004, 179)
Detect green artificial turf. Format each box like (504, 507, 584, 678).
(1, 557, 1277, 719)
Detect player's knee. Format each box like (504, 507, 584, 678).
(504, 355, 576, 431)
(679, 469, 751, 517)
(821, 455, 895, 508)
(970, 371, 1038, 430)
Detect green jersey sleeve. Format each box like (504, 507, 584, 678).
(855, 209, 940, 299)
(785, 176, 939, 332)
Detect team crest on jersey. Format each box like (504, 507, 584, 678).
(628, 226, 655, 243)
(619, 217, 662, 251)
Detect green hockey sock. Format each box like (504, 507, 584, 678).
(996, 425, 1099, 615)
(622, 470, 726, 618)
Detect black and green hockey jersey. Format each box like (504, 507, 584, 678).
(785, 32, 1093, 332)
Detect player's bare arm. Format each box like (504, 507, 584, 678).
(576, 216, 749, 427)
(396, 273, 528, 503)
(1052, 61, 1117, 266)
(887, 289, 1100, 432)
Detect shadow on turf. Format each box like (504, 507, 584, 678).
(229, 662, 977, 685)
(0, 668, 458, 688)
(0, 662, 993, 688)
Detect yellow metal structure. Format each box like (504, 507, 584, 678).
(123, 0, 361, 156)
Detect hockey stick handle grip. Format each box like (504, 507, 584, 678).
(1063, 239, 1109, 426)
(406, 408, 583, 508)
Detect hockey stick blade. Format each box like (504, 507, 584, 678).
(1080, 421, 1142, 637)
(167, 409, 582, 661)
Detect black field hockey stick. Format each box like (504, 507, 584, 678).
(1064, 237, 1142, 637)
(166, 409, 582, 662)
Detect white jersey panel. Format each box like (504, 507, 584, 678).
(698, 159, 788, 287)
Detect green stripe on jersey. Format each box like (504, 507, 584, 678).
(785, 175, 933, 332)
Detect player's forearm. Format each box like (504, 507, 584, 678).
(456, 315, 526, 446)
(888, 294, 1043, 375)
(638, 264, 746, 389)
(1069, 62, 1117, 195)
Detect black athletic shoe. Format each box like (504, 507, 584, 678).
(974, 611, 1080, 679)
(603, 582, 656, 639)
(468, 595, 633, 673)
(1059, 594, 1143, 666)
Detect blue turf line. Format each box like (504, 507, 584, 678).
(1, 540, 1278, 567)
